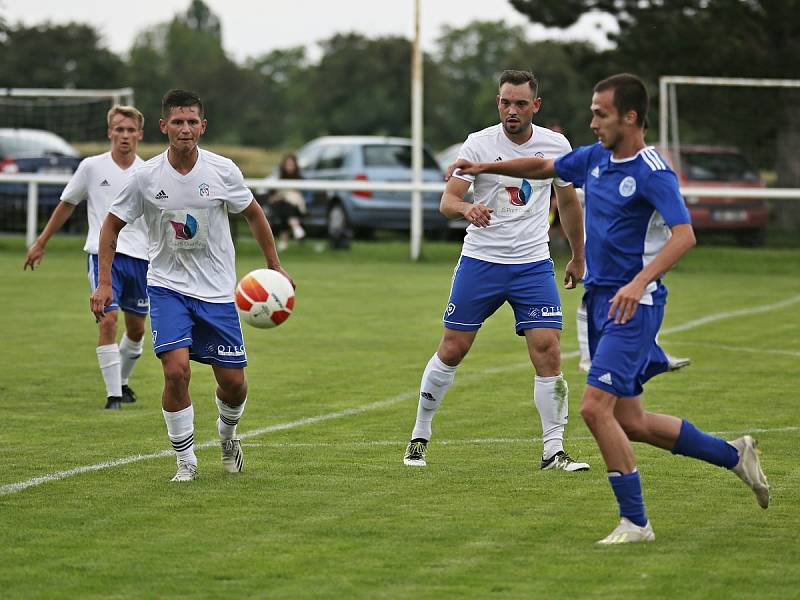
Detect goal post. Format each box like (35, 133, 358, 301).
(658, 76, 800, 236)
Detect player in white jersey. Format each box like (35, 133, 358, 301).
(24, 106, 149, 410)
(403, 70, 589, 471)
(91, 89, 293, 482)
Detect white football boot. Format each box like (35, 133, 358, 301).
(730, 435, 769, 508)
(170, 460, 198, 482)
(597, 518, 655, 545)
(221, 439, 244, 473)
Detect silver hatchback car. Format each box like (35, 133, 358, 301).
(292, 136, 448, 244)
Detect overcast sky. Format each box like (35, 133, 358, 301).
(0, 0, 616, 62)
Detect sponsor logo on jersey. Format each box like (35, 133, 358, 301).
(495, 156, 503, 162)
(199, 183, 210, 197)
(591, 166, 600, 178)
(541, 306, 562, 317)
(619, 176, 637, 197)
(155, 190, 169, 200)
(169, 214, 199, 240)
(100, 179, 110, 187)
(599, 372, 613, 385)
(152, 330, 158, 344)
(137, 298, 150, 307)
(534, 151, 544, 158)
(217, 344, 246, 357)
(506, 179, 533, 206)
(421, 392, 436, 402)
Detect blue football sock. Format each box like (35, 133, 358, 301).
(608, 470, 647, 527)
(671, 419, 739, 468)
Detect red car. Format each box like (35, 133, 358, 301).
(662, 145, 769, 246)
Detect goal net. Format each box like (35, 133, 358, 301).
(0, 88, 135, 238)
(658, 76, 800, 237)
(0, 87, 135, 142)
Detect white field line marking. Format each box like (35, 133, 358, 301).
(659, 294, 800, 336)
(1, 295, 798, 497)
(240, 426, 800, 449)
(665, 340, 800, 358)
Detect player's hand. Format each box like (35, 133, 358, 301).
(463, 203, 493, 228)
(563, 257, 584, 289)
(445, 159, 481, 180)
(90, 283, 113, 319)
(271, 266, 295, 289)
(24, 242, 45, 270)
(607, 280, 647, 324)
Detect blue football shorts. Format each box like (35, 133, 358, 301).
(87, 253, 149, 315)
(443, 255, 563, 336)
(584, 286, 669, 398)
(148, 285, 247, 368)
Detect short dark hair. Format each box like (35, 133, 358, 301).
(161, 89, 204, 119)
(499, 69, 539, 96)
(594, 73, 648, 127)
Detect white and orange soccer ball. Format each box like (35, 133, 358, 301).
(235, 268, 295, 329)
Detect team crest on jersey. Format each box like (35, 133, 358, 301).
(506, 179, 533, 206)
(199, 183, 210, 197)
(619, 176, 637, 197)
(445, 303, 456, 316)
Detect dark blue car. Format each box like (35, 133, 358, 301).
(0, 128, 83, 232)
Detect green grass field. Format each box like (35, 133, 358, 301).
(1, 236, 798, 599)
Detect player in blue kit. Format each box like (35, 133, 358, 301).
(448, 73, 769, 544)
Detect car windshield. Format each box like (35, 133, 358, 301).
(363, 144, 439, 170)
(0, 130, 79, 158)
(681, 151, 759, 183)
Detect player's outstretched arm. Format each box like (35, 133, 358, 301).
(241, 199, 295, 288)
(439, 176, 493, 227)
(608, 223, 696, 324)
(91, 213, 127, 318)
(446, 157, 557, 180)
(23, 201, 78, 270)
(554, 184, 585, 289)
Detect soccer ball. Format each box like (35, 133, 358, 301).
(235, 269, 295, 329)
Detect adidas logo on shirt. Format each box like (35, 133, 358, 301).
(591, 166, 600, 178)
(155, 190, 169, 200)
(599, 372, 613, 385)
(100, 179, 110, 187)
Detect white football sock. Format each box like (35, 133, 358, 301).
(119, 333, 143, 386)
(96, 343, 122, 398)
(577, 304, 590, 367)
(163, 405, 197, 466)
(411, 353, 457, 441)
(216, 396, 246, 441)
(534, 373, 569, 459)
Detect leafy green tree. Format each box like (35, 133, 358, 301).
(510, 0, 800, 184)
(0, 22, 125, 89)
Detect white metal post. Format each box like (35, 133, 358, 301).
(26, 182, 39, 248)
(410, 0, 424, 261)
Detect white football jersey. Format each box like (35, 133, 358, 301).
(109, 148, 254, 303)
(453, 124, 572, 264)
(60, 152, 148, 260)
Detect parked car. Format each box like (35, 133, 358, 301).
(0, 128, 83, 232)
(288, 136, 449, 244)
(663, 145, 769, 246)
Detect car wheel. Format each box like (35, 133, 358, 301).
(327, 202, 352, 249)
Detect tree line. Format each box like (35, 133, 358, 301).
(1, 0, 797, 184)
